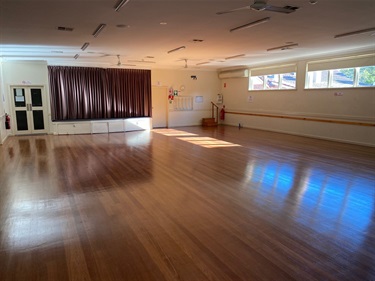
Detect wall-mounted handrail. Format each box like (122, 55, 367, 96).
(211, 102, 219, 123)
(225, 111, 375, 127)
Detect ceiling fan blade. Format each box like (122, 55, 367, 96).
(264, 5, 298, 14)
(216, 6, 251, 15)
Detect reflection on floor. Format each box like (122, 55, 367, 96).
(0, 126, 374, 281)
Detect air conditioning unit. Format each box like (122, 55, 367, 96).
(218, 69, 249, 79)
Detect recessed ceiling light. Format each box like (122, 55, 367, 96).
(57, 26, 74, 32)
(116, 24, 130, 28)
(160, 22, 167, 25)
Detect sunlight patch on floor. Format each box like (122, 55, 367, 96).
(177, 137, 241, 148)
(154, 129, 241, 148)
(153, 129, 198, 137)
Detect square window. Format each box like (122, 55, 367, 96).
(358, 66, 375, 87)
(331, 68, 354, 88)
(266, 74, 279, 89)
(308, 70, 329, 88)
(251, 76, 264, 90)
(281, 73, 296, 89)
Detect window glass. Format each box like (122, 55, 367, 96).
(281, 73, 296, 89)
(266, 75, 279, 89)
(251, 76, 264, 90)
(331, 68, 354, 88)
(308, 70, 329, 88)
(358, 66, 375, 87)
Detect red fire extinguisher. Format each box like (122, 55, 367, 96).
(220, 105, 225, 121)
(5, 113, 11, 129)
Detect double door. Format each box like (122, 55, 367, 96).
(11, 86, 48, 135)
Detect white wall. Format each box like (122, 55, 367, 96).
(0, 62, 219, 138)
(1, 57, 373, 146)
(220, 58, 375, 146)
(1, 61, 52, 137)
(152, 69, 220, 127)
(0, 61, 7, 144)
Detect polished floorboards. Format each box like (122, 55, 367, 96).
(0, 126, 374, 281)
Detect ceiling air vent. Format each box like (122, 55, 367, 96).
(57, 26, 74, 32)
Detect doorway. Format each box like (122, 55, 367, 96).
(11, 86, 49, 135)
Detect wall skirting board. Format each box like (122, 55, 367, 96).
(224, 112, 375, 147)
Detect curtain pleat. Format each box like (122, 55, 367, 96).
(48, 66, 151, 121)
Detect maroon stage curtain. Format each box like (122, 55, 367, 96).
(48, 66, 151, 121)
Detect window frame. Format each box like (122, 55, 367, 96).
(305, 54, 375, 89)
(306, 66, 375, 89)
(248, 64, 297, 91)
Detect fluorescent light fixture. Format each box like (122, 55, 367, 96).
(74, 54, 79, 59)
(230, 17, 270, 32)
(92, 24, 106, 37)
(128, 59, 156, 64)
(114, 0, 131, 12)
(334, 27, 375, 38)
(267, 43, 298, 51)
(81, 42, 90, 51)
(196, 62, 210, 65)
(225, 54, 245, 60)
(167, 46, 186, 54)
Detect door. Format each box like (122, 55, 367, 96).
(11, 86, 48, 135)
(151, 86, 168, 128)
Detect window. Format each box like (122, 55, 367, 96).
(249, 64, 297, 91)
(358, 66, 375, 87)
(306, 54, 375, 89)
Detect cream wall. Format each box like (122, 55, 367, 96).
(0, 62, 220, 138)
(1, 58, 374, 146)
(151, 69, 220, 127)
(1, 61, 52, 137)
(0, 61, 7, 144)
(220, 59, 375, 146)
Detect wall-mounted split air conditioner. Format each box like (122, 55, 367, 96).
(218, 69, 249, 79)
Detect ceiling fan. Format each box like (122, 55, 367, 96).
(217, 0, 299, 15)
(178, 58, 201, 69)
(112, 55, 135, 67)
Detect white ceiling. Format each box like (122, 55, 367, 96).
(0, 0, 374, 70)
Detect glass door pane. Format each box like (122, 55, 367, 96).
(13, 88, 26, 107)
(16, 111, 28, 131)
(32, 110, 45, 130)
(31, 88, 43, 106)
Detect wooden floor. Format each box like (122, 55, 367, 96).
(0, 126, 374, 281)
